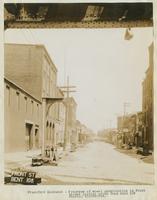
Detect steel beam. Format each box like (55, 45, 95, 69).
(5, 20, 153, 29)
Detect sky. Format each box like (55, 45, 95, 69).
(4, 28, 153, 132)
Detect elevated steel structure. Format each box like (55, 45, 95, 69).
(4, 3, 153, 29)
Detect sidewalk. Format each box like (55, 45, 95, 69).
(5, 149, 41, 175)
(115, 147, 154, 164)
(4, 146, 71, 173)
(4, 146, 79, 184)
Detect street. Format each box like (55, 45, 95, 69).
(31, 141, 154, 185)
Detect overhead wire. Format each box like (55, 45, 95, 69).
(21, 29, 30, 43)
(28, 29, 39, 44)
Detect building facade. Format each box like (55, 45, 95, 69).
(4, 78, 42, 152)
(4, 43, 61, 153)
(117, 114, 137, 148)
(5, 43, 57, 101)
(66, 97, 77, 146)
(54, 87, 66, 147)
(135, 112, 144, 148)
(142, 42, 154, 151)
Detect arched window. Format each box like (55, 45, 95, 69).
(46, 121, 49, 140)
(49, 122, 52, 140)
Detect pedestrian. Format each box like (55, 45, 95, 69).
(51, 145, 57, 161)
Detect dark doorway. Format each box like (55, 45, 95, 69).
(35, 128, 39, 149)
(25, 123, 33, 151)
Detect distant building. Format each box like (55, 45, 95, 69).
(142, 42, 154, 151)
(135, 112, 144, 148)
(55, 87, 66, 147)
(117, 116, 124, 131)
(66, 97, 77, 146)
(117, 114, 136, 147)
(116, 43, 154, 152)
(76, 120, 95, 144)
(76, 120, 83, 144)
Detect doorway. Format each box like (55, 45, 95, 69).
(25, 123, 33, 151)
(35, 128, 39, 149)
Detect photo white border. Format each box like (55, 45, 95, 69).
(0, 0, 157, 199)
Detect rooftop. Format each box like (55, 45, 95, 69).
(5, 43, 58, 72)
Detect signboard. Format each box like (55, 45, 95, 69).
(5, 171, 41, 185)
(11, 171, 36, 184)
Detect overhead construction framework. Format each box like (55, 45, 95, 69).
(4, 3, 153, 29)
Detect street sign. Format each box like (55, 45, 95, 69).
(5, 171, 41, 185)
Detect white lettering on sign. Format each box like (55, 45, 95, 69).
(26, 178, 34, 184)
(11, 171, 36, 177)
(11, 176, 24, 183)
(10, 171, 37, 184)
(11, 171, 27, 177)
(28, 172, 36, 178)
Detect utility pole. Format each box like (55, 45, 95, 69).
(123, 102, 130, 116)
(59, 76, 76, 151)
(122, 102, 130, 145)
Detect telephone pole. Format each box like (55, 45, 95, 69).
(59, 76, 76, 150)
(122, 102, 130, 145)
(123, 102, 130, 116)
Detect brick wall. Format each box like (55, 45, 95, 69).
(5, 44, 43, 101)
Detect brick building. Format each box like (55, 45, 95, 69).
(4, 43, 64, 153)
(4, 78, 42, 152)
(135, 112, 144, 148)
(117, 114, 137, 147)
(5, 43, 57, 101)
(55, 87, 66, 146)
(66, 97, 77, 147)
(142, 42, 154, 151)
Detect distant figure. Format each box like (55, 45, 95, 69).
(45, 146, 50, 157)
(51, 145, 57, 161)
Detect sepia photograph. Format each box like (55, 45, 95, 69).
(3, 1, 155, 187)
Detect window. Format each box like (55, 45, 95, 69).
(37, 103, 39, 118)
(24, 96, 27, 112)
(16, 91, 20, 110)
(6, 85, 10, 106)
(31, 100, 34, 114)
(46, 121, 49, 140)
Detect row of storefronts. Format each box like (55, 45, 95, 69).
(98, 42, 154, 155)
(116, 43, 154, 153)
(116, 113, 146, 151)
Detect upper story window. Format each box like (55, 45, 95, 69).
(37, 103, 39, 118)
(31, 100, 34, 114)
(24, 96, 27, 112)
(16, 91, 20, 111)
(6, 85, 10, 106)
